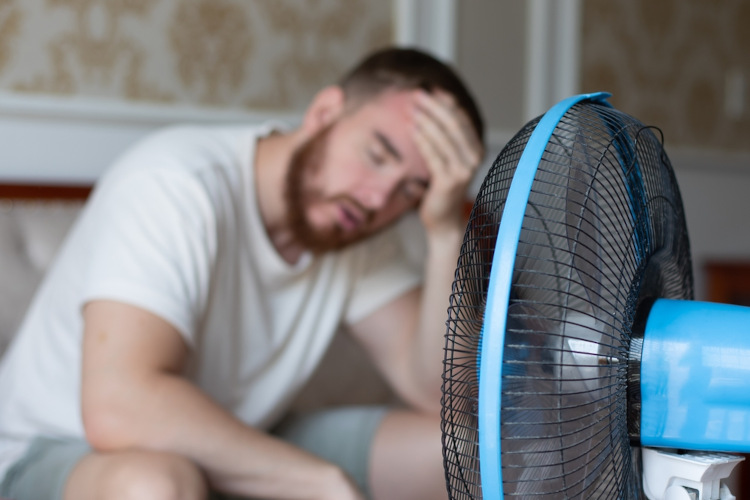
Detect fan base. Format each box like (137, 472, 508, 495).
(642, 448, 744, 500)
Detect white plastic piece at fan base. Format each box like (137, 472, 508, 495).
(661, 483, 737, 500)
(642, 448, 744, 500)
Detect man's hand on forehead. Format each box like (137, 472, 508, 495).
(414, 89, 484, 167)
(410, 88, 484, 235)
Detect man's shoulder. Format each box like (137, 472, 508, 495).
(130, 123, 263, 160)
(99, 123, 270, 189)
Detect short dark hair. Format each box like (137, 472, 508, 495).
(338, 47, 485, 147)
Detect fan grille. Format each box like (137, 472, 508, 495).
(441, 101, 693, 499)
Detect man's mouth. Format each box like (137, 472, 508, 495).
(337, 201, 366, 232)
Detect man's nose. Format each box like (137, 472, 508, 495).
(360, 172, 402, 210)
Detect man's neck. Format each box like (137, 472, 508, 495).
(255, 130, 308, 265)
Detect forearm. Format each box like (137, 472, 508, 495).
(83, 370, 353, 499)
(407, 89, 481, 407)
(410, 226, 465, 411)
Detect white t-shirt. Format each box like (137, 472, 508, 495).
(0, 124, 421, 481)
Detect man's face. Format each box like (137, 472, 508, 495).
(285, 90, 430, 253)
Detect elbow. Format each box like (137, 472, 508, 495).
(81, 392, 138, 452)
(82, 405, 127, 452)
(410, 393, 443, 418)
(396, 378, 443, 417)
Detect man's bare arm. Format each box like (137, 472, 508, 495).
(81, 300, 364, 500)
(347, 237, 461, 416)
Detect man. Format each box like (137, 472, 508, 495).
(0, 47, 484, 499)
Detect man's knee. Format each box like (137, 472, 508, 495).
(67, 451, 207, 500)
(369, 410, 447, 500)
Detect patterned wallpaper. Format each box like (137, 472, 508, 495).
(581, 0, 750, 152)
(0, 0, 392, 111)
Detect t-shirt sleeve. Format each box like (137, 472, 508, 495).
(79, 169, 216, 345)
(343, 215, 424, 325)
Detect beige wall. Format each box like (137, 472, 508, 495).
(582, 0, 750, 152)
(3, 0, 747, 150)
(0, 0, 526, 135)
(0, 0, 391, 112)
(580, 0, 750, 304)
(455, 0, 526, 133)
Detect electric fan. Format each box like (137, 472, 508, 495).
(441, 92, 750, 500)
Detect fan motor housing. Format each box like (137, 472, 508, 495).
(640, 298, 750, 452)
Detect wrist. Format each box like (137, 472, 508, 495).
(426, 223, 464, 249)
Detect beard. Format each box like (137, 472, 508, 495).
(284, 125, 376, 254)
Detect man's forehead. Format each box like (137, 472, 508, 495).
(369, 88, 418, 113)
(358, 91, 420, 146)
(378, 92, 430, 175)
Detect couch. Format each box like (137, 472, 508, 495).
(0, 183, 398, 415)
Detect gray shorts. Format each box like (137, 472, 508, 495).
(0, 406, 387, 500)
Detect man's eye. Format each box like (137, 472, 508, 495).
(367, 149, 386, 167)
(401, 183, 426, 202)
(401, 190, 418, 202)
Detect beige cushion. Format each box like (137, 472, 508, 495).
(0, 200, 83, 356)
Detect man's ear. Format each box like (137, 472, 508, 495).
(301, 86, 345, 135)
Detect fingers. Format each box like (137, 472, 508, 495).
(413, 89, 483, 172)
(412, 106, 457, 178)
(411, 89, 485, 234)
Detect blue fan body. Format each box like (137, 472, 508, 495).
(642, 299, 750, 452)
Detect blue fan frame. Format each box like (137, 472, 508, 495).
(477, 92, 613, 499)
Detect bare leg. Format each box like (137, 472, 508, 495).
(368, 411, 448, 500)
(64, 449, 208, 500)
